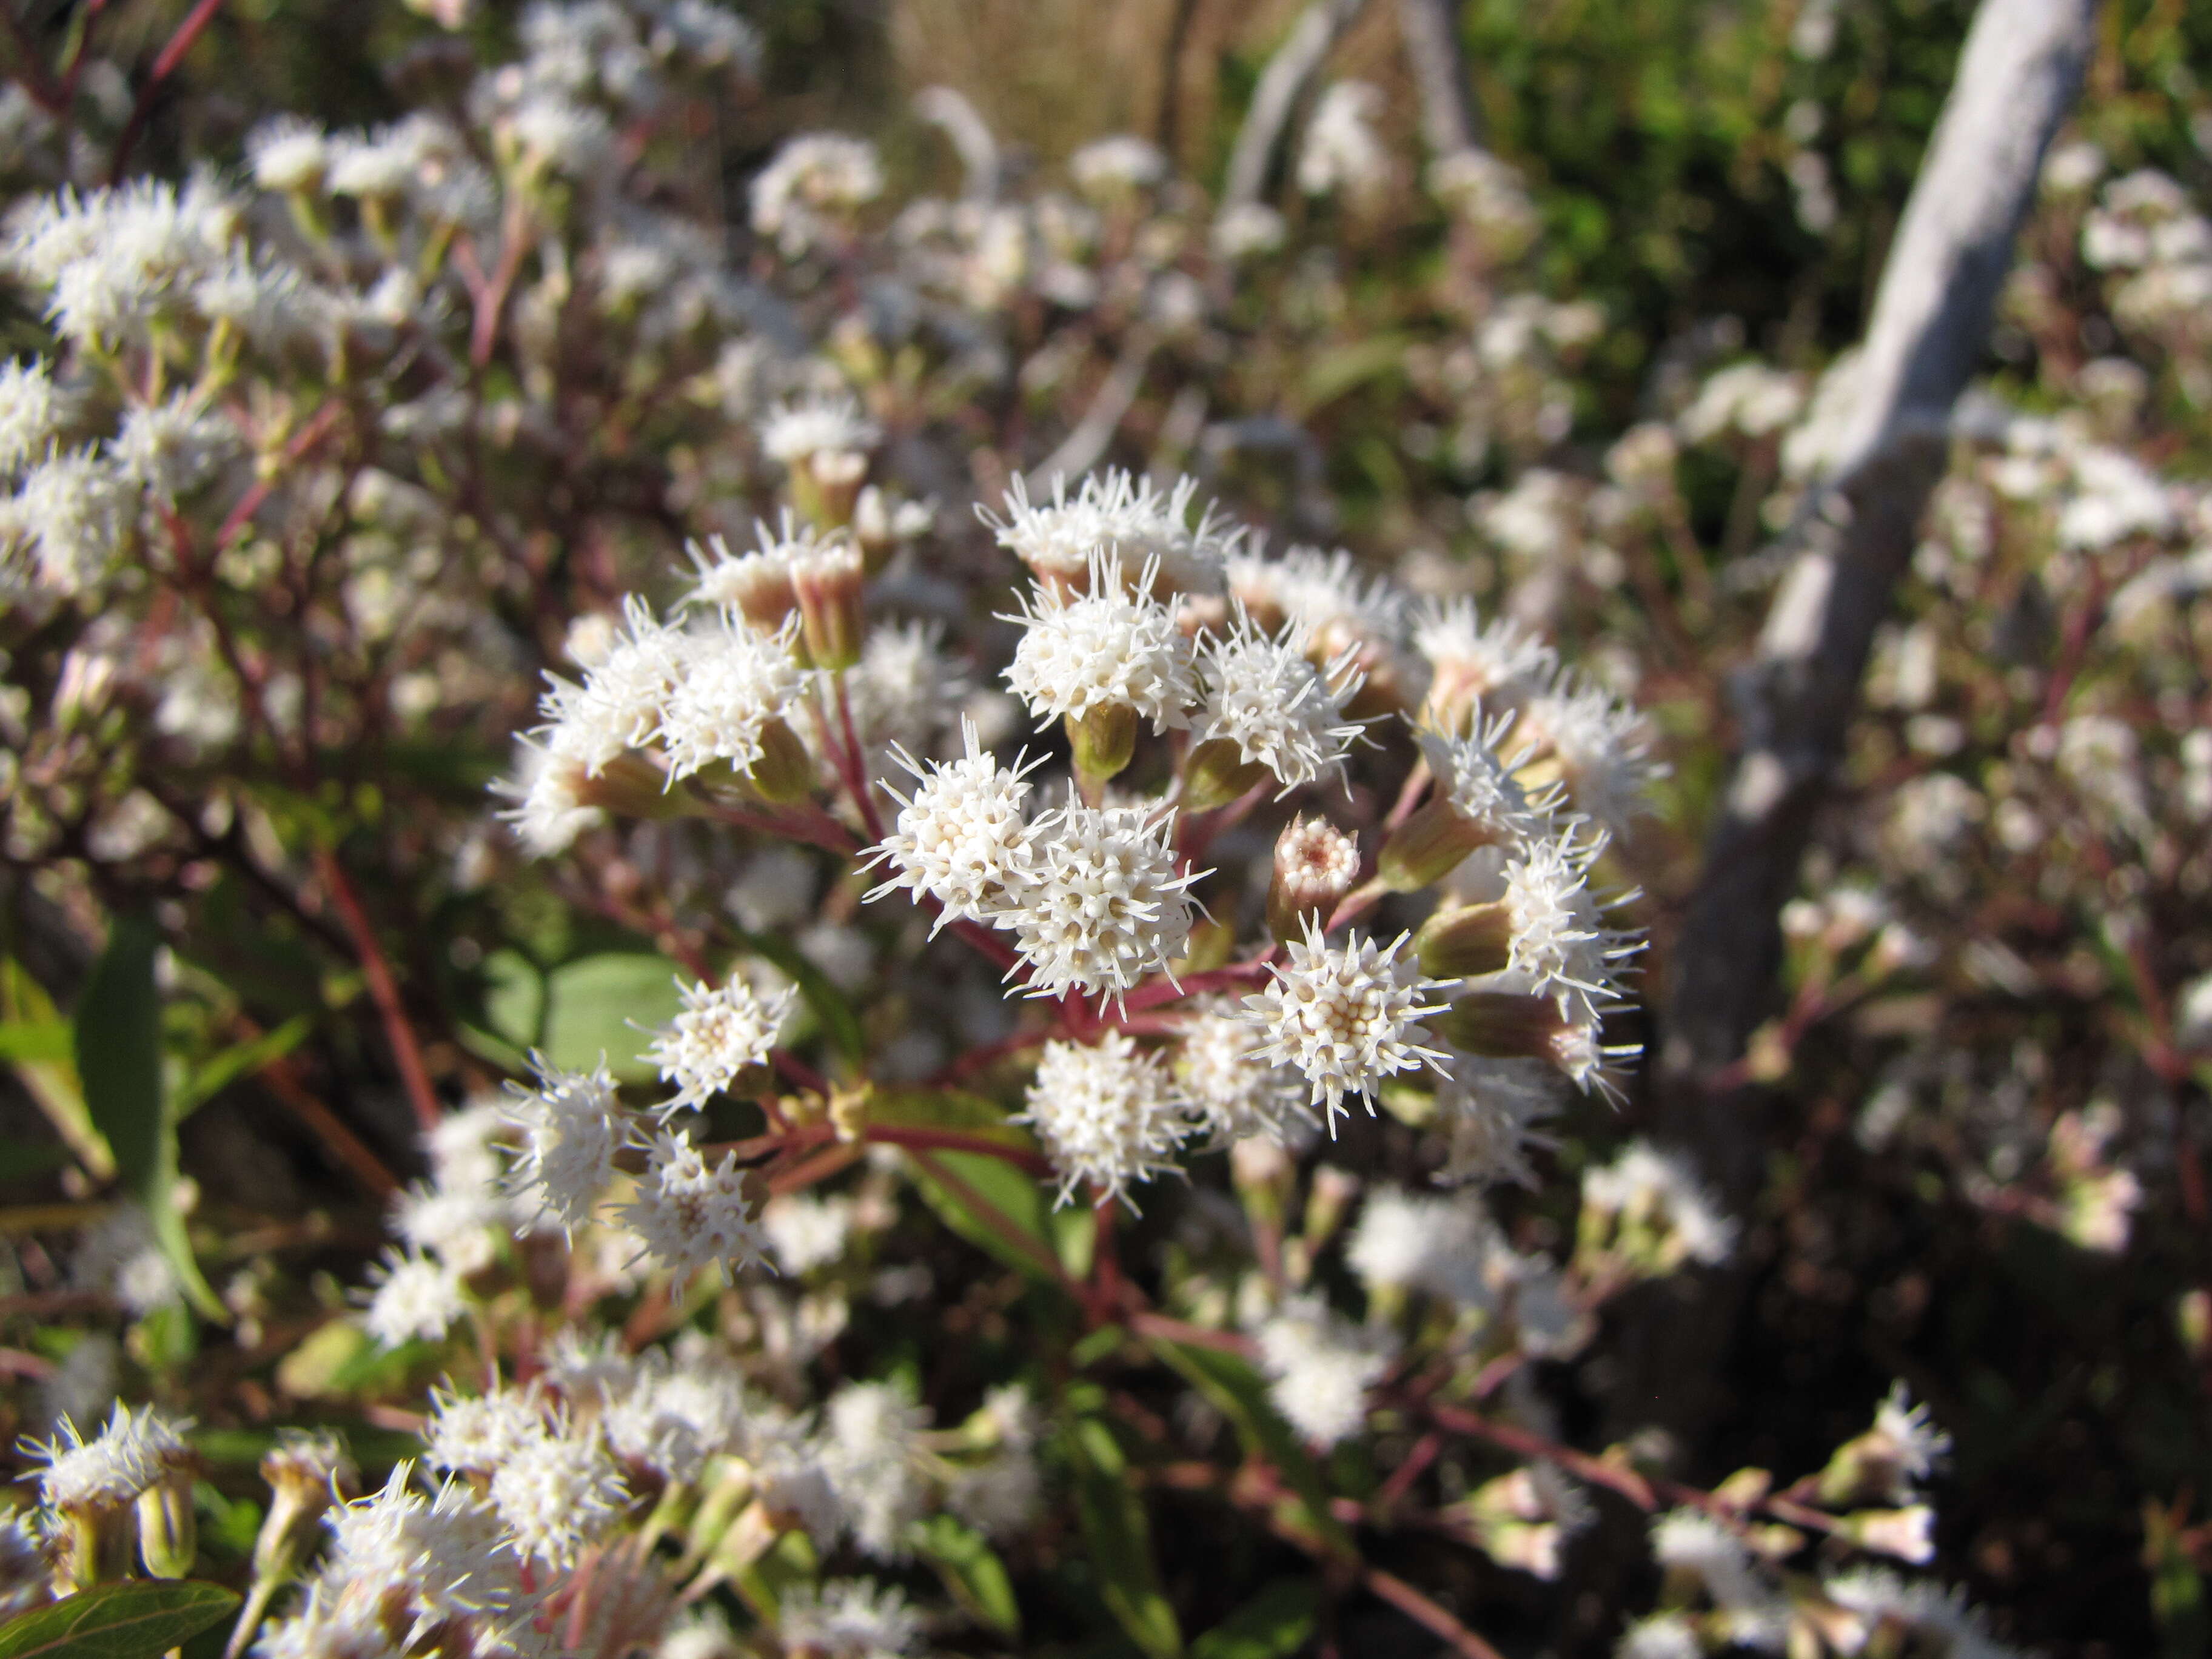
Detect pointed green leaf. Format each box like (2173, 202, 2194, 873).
(1065, 1417, 1181, 1658)
(540, 953, 685, 1081)
(72, 921, 220, 1319)
(914, 1513, 1020, 1635)
(0, 1580, 240, 1659)
(907, 1149, 1063, 1286)
(1189, 1580, 1320, 1659)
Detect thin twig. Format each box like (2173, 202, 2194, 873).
(107, 0, 225, 181)
(314, 848, 443, 1133)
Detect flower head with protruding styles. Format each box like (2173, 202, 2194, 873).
(1173, 998, 1313, 1145)
(758, 391, 880, 468)
(1241, 920, 1452, 1123)
(643, 972, 796, 1110)
(612, 1128, 770, 1287)
(653, 615, 802, 782)
(778, 1579, 925, 1659)
(865, 717, 1040, 930)
(501, 1054, 625, 1232)
(749, 133, 883, 256)
(1193, 609, 1366, 794)
(995, 797, 1202, 1004)
(535, 594, 694, 776)
(26, 1403, 193, 1513)
(360, 1248, 466, 1347)
(492, 725, 605, 857)
(488, 1421, 626, 1569)
(1413, 597, 1558, 725)
(1253, 1293, 1394, 1447)
(1001, 550, 1199, 734)
(981, 469, 1235, 597)
(1019, 1032, 1191, 1208)
(1512, 671, 1662, 836)
(1418, 709, 1555, 852)
(1498, 819, 1641, 1009)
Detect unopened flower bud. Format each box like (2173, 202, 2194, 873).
(746, 716, 815, 803)
(1267, 815, 1359, 943)
(1415, 900, 1515, 980)
(1840, 1506, 1936, 1564)
(135, 1476, 196, 1579)
(580, 751, 695, 821)
(253, 1432, 355, 1586)
(805, 449, 869, 527)
(1182, 737, 1272, 810)
(1376, 796, 1492, 891)
(1068, 702, 1138, 785)
(1432, 990, 1574, 1062)
(791, 538, 865, 671)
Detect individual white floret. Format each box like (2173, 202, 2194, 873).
(1297, 81, 1389, 202)
(1017, 1032, 1192, 1208)
(1346, 1187, 1495, 1305)
(494, 725, 605, 856)
(779, 1579, 923, 1658)
(538, 594, 695, 774)
(762, 1193, 855, 1275)
(1173, 998, 1314, 1145)
(759, 392, 880, 466)
(246, 116, 330, 192)
(27, 1401, 192, 1512)
(1070, 135, 1167, 196)
(1412, 597, 1558, 722)
(423, 1384, 549, 1475)
(1869, 1382, 1952, 1496)
(1194, 611, 1366, 794)
(360, 1248, 466, 1347)
(1822, 1569, 2026, 1659)
(1651, 1509, 1791, 1649)
(863, 717, 1039, 930)
(488, 1421, 627, 1568)
(1252, 1293, 1394, 1448)
(13, 447, 132, 594)
(112, 398, 233, 500)
(501, 1054, 625, 1232)
(1513, 672, 1661, 836)
(995, 798, 1201, 1004)
(652, 615, 802, 783)
(612, 1129, 770, 1287)
(980, 469, 1236, 597)
(1583, 1141, 1738, 1268)
(682, 517, 809, 624)
(1241, 920, 1451, 1124)
(819, 1379, 929, 1559)
(642, 973, 795, 1110)
(749, 133, 883, 255)
(1002, 551, 1198, 734)
(424, 1099, 510, 1197)
(0, 357, 62, 475)
(1435, 1053, 1563, 1187)
(390, 1178, 505, 1275)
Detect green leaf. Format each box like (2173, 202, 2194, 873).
(2, 962, 110, 1181)
(0, 1141, 70, 1185)
(175, 1015, 313, 1118)
(0, 1022, 71, 1064)
(1189, 1580, 1319, 1659)
(1065, 1417, 1181, 1659)
(913, 1513, 1021, 1636)
(1148, 1339, 1355, 1560)
(480, 949, 545, 1051)
(0, 1580, 240, 1659)
(540, 953, 685, 1081)
(868, 1088, 1039, 1151)
(72, 920, 220, 1320)
(736, 928, 862, 1064)
(907, 1148, 1064, 1286)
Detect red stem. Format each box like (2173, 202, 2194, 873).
(314, 848, 442, 1133)
(107, 0, 224, 182)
